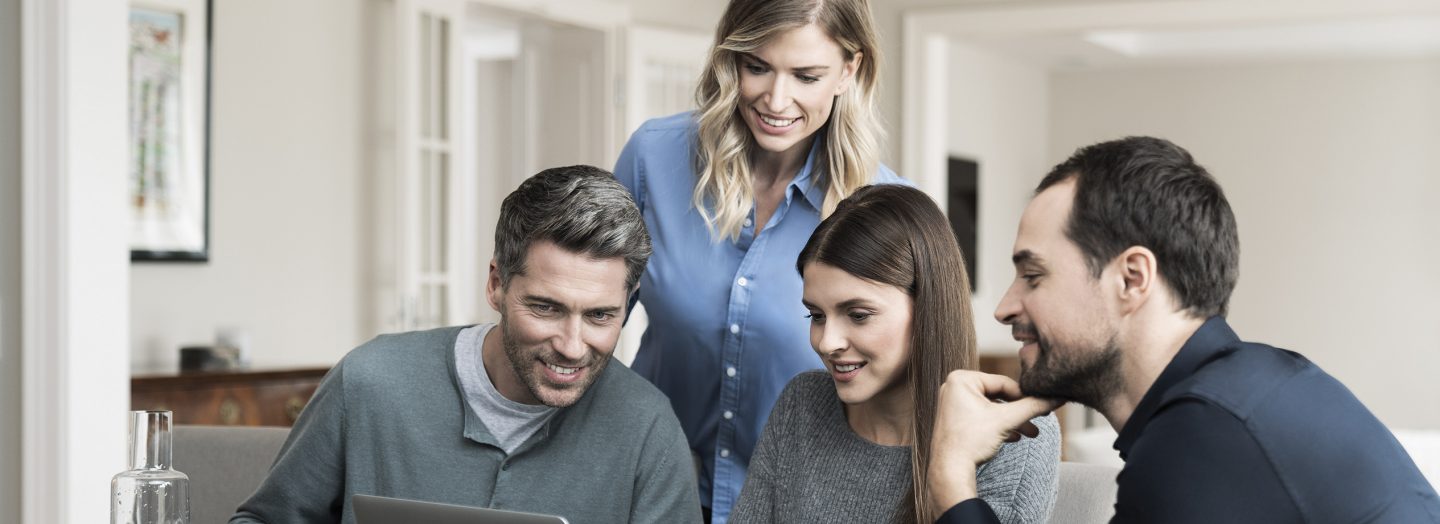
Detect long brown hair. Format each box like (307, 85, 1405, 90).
(796, 184, 976, 524)
(694, 0, 885, 240)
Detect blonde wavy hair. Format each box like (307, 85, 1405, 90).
(693, 0, 885, 241)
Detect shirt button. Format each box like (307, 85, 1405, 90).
(737, 277, 748, 287)
(729, 324, 740, 335)
(501, 463, 510, 471)
(720, 449, 731, 458)
(723, 410, 734, 420)
(726, 366, 737, 377)
(744, 218, 753, 228)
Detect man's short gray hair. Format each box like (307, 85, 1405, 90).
(495, 165, 651, 291)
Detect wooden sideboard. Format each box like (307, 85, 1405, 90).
(129, 357, 1021, 427)
(978, 353, 1022, 381)
(131, 367, 331, 427)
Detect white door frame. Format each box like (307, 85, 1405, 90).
(21, 0, 131, 521)
(467, 0, 628, 167)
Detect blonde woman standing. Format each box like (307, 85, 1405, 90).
(613, 1, 906, 522)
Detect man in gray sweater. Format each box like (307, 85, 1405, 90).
(232, 165, 701, 524)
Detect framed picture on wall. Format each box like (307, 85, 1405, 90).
(128, 0, 212, 262)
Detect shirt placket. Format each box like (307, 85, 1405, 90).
(713, 197, 791, 522)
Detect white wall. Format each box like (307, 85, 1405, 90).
(613, 0, 1014, 171)
(129, 0, 371, 370)
(1051, 58, 1440, 429)
(1, 0, 21, 519)
(945, 41, 1051, 352)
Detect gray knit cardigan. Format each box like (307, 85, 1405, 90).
(730, 371, 1060, 524)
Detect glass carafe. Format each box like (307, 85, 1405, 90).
(111, 410, 190, 524)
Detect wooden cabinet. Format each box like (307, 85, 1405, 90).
(131, 368, 330, 427)
(979, 353, 1022, 381)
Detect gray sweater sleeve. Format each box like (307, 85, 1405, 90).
(230, 365, 348, 523)
(728, 373, 1060, 524)
(630, 405, 705, 524)
(975, 413, 1061, 524)
(729, 383, 790, 524)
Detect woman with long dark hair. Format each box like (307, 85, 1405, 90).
(730, 185, 1059, 523)
(612, 0, 905, 520)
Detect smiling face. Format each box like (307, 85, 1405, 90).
(737, 23, 860, 160)
(486, 241, 629, 408)
(802, 262, 913, 406)
(995, 178, 1123, 406)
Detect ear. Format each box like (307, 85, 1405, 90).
(486, 259, 504, 313)
(835, 51, 863, 96)
(1114, 246, 1157, 316)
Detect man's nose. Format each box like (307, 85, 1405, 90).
(995, 281, 1022, 325)
(554, 316, 587, 361)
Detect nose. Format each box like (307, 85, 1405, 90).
(994, 280, 1022, 326)
(554, 315, 587, 362)
(765, 75, 790, 114)
(813, 319, 846, 357)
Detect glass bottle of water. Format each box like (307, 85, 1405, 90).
(111, 410, 190, 524)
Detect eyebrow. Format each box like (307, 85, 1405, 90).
(1012, 249, 1043, 266)
(800, 298, 875, 310)
(744, 54, 831, 73)
(585, 305, 623, 316)
(522, 295, 566, 311)
(523, 295, 622, 315)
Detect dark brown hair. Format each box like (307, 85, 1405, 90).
(1039, 136, 1238, 317)
(797, 184, 976, 524)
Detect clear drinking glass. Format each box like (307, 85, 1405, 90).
(111, 410, 190, 524)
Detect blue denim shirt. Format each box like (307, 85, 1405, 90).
(614, 112, 907, 523)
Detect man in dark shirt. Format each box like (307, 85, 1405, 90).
(926, 137, 1440, 523)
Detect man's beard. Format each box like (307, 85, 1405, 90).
(500, 318, 610, 408)
(1016, 322, 1123, 410)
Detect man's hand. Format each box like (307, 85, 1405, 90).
(927, 370, 1062, 517)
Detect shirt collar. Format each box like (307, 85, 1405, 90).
(788, 136, 826, 212)
(1113, 316, 1239, 458)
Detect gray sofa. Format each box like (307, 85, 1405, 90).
(1048, 461, 1118, 523)
(173, 424, 1119, 523)
(173, 425, 290, 524)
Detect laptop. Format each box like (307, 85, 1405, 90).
(353, 494, 571, 524)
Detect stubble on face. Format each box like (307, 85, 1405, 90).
(1016, 321, 1124, 409)
(499, 314, 610, 408)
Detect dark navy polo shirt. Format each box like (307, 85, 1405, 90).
(939, 317, 1440, 523)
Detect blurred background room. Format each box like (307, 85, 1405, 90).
(4, 0, 1438, 521)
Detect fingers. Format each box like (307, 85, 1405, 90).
(943, 369, 1025, 401)
(1000, 397, 1062, 426)
(1002, 415, 1047, 443)
(970, 371, 1026, 402)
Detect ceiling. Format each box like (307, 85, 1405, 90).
(971, 14, 1440, 69)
